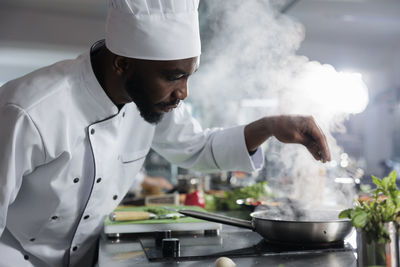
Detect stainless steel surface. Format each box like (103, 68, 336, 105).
(357, 222, 399, 267)
(177, 209, 253, 229)
(177, 209, 352, 244)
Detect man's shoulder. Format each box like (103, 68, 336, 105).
(0, 54, 86, 112)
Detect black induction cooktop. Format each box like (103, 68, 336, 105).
(139, 229, 354, 262)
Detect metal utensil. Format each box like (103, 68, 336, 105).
(357, 222, 399, 267)
(172, 208, 352, 244)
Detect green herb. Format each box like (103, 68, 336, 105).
(144, 207, 172, 215)
(360, 184, 372, 194)
(204, 194, 218, 211)
(339, 171, 400, 244)
(205, 182, 273, 211)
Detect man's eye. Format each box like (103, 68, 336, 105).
(166, 74, 185, 81)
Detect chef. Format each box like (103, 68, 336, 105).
(0, 0, 331, 266)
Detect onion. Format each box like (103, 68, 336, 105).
(215, 257, 236, 267)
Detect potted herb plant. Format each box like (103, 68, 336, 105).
(339, 171, 400, 267)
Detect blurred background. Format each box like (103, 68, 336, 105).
(1, 0, 399, 205)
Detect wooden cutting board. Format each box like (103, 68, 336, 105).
(103, 205, 221, 235)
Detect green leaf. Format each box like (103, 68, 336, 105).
(389, 170, 397, 183)
(352, 211, 368, 228)
(372, 175, 381, 187)
(382, 177, 390, 191)
(338, 209, 352, 219)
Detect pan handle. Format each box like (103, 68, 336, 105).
(178, 209, 254, 230)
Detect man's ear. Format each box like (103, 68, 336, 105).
(113, 56, 131, 76)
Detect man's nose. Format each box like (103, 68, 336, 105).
(173, 84, 188, 100)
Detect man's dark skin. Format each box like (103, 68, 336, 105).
(91, 44, 331, 163)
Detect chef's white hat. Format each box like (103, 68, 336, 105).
(105, 0, 201, 60)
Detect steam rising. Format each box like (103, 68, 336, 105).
(189, 0, 369, 209)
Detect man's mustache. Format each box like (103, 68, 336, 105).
(155, 99, 180, 108)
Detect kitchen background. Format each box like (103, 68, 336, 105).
(1, 0, 400, 198)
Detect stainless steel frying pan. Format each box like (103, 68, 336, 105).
(176, 208, 352, 244)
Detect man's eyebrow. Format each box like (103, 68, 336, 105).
(163, 67, 198, 75)
(163, 68, 189, 75)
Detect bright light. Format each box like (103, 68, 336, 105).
(340, 160, 349, 168)
(334, 177, 354, 184)
(294, 62, 369, 115)
(329, 160, 338, 167)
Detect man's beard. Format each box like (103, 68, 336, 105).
(124, 74, 164, 124)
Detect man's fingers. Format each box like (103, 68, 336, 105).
(274, 115, 331, 162)
(302, 136, 324, 162)
(300, 123, 330, 163)
(306, 118, 331, 162)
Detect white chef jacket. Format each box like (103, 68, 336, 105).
(0, 50, 263, 267)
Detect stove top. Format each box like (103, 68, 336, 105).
(139, 229, 354, 262)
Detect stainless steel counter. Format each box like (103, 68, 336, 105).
(98, 225, 357, 267)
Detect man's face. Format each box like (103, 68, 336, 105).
(124, 57, 199, 124)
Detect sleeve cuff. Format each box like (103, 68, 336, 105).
(250, 148, 263, 170)
(211, 125, 264, 172)
(129, 170, 145, 192)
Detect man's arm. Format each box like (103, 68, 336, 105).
(152, 103, 261, 173)
(0, 104, 45, 237)
(244, 115, 331, 163)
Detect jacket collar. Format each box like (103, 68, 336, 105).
(80, 48, 119, 118)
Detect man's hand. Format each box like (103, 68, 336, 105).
(244, 115, 331, 163)
(143, 176, 174, 190)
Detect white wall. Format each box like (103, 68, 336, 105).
(0, 3, 106, 84)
